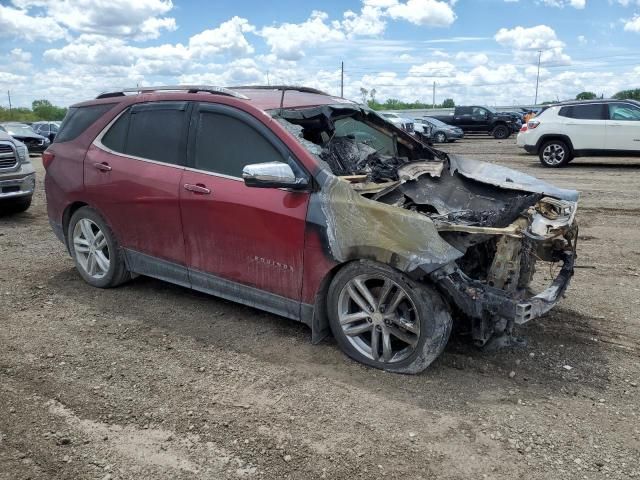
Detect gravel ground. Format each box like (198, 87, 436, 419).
(1, 138, 639, 480)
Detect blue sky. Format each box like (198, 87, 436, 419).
(1, 0, 639, 108)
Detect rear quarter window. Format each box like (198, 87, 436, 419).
(55, 103, 116, 143)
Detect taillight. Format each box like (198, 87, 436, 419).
(42, 150, 55, 169)
(528, 120, 540, 129)
(520, 125, 528, 132)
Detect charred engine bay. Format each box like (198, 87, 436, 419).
(276, 106, 542, 231)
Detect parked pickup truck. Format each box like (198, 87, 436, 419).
(431, 106, 518, 139)
(0, 130, 34, 213)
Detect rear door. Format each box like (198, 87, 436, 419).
(605, 102, 640, 151)
(558, 103, 607, 150)
(86, 101, 190, 285)
(179, 102, 310, 312)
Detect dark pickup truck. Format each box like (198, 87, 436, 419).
(431, 106, 519, 139)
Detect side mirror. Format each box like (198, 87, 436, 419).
(242, 161, 308, 190)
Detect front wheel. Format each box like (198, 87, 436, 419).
(67, 206, 130, 288)
(434, 132, 447, 143)
(327, 261, 452, 374)
(539, 140, 572, 167)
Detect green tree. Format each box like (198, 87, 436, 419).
(613, 89, 640, 101)
(32, 99, 67, 120)
(442, 98, 455, 108)
(576, 91, 597, 100)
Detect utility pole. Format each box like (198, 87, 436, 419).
(267, 71, 270, 86)
(7, 90, 12, 120)
(432, 81, 435, 109)
(534, 50, 542, 105)
(340, 61, 344, 98)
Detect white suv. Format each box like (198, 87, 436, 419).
(517, 100, 640, 167)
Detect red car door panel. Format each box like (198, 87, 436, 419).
(84, 101, 189, 270)
(180, 103, 309, 303)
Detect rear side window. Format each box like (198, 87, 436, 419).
(193, 110, 283, 177)
(100, 102, 188, 165)
(558, 104, 606, 120)
(56, 103, 115, 143)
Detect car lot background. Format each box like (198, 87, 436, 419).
(1, 138, 639, 480)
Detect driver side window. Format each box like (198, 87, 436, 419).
(609, 103, 640, 121)
(193, 110, 285, 178)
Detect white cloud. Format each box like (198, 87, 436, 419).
(0, 3, 68, 42)
(623, 15, 640, 32)
(540, 0, 586, 8)
(455, 51, 489, 65)
(9, 0, 176, 40)
(386, 0, 456, 27)
(409, 61, 457, 77)
(495, 25, 570, 64)
(189, 17, 255, 58)
(259, 11, 347, 61)
(342, 3, 387, 36)
(258, 1, 458, 60)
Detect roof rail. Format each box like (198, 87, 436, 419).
(230, 85, 331, 96)
(96, 85, 249, 100)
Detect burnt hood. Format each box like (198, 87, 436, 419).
(448, 155, 579, 202)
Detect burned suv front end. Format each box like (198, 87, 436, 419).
(275, 104, 578, 348)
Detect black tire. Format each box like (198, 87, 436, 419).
(1, 195, 32, 214)
(434, 131, 447, 143)
(538, 139, 572, 168)
(492, 125, 510, 139)
(67, 206, 130, 288)
(327, 260, 452, 374)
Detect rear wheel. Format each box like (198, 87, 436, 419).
(67, 206, 130, 288)
(539, 140, 572, 167)
(493, 125, 510, 139)
(327, 261, 452, 374)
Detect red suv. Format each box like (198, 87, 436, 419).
(45, 85, 579, 374)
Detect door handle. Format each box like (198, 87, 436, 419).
(94, 162, 112, 172)
(184, 183, 211, 195)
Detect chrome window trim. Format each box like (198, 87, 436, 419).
(183, 167, 243, 182)
(93, 104, 290, 183)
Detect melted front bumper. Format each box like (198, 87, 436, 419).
(432, 248, 575, 325)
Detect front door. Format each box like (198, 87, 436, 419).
(606, 102, 640, 151)
(179, 102, 310, 315)
(85, 101, 190, 284)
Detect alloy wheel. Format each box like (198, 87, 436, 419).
(337, 274, 420, 364)
(435, 132, 446, 143)
(542, 143, 565, 166)
(72, 218, 110, 279)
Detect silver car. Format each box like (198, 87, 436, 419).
(0, 129, 35, 213)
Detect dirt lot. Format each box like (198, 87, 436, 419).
(1, 138, 639, 480)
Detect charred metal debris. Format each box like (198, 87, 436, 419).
(274, 105, 579, 347)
